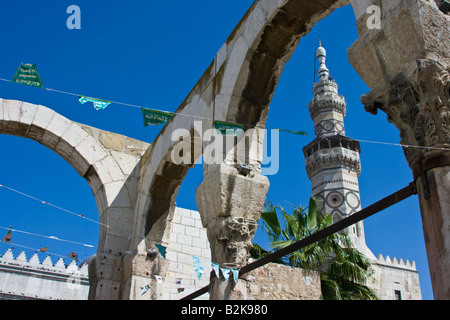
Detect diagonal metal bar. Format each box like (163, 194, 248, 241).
(180, 182, 417, 300)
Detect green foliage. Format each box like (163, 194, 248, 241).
(253, 197, 378, 300)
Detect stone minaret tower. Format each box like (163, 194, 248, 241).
(303, 41, 369, 253)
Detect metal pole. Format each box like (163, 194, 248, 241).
(181, 182, 417, 300)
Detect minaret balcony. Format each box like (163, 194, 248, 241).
(302, 136, 362, 179)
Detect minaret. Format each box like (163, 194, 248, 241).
(303, 41, 369, 253)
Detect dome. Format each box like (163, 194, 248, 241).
(316, 46, 326, 59)
(80, 254, 96, 267)
(316, 41, 330, 81)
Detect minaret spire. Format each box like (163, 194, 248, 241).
(316, 39, 330, 81)
(303, 43, 370, 254)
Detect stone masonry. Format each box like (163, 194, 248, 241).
(348, 0, 450, 299)
(0, 0, 448, 299)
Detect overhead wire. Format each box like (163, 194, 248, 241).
(0, 64, 449, 269)
(0, 225, 94, 248)
(0, 184, 109, 228)
(1, 76, 449, 153)
(0, 241, 82, 262)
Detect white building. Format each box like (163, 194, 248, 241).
(0, 248, 89, 300)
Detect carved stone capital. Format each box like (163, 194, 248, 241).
(196, 163, 269, 268)
(207, 216, 258, 267)
(361, 59, 450, 174)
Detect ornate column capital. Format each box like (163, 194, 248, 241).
(196, 164, 270, 268)
(361, 59, 450, 175)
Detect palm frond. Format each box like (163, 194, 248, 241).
(255, 197, 379, 300)
(320, 276, 342, 300)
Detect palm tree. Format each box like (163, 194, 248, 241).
(251, 197, 378, 300)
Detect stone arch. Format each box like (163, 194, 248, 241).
(135, 130, 204, 247)
(134, 0, 351, 253)
(0, 98, 152, 298)
(0, 99, 142, 253)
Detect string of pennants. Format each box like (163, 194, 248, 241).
(0, 225, 90, 261)
(0, 185, 236, 293)
(7, 63, 450, 152)
(140, 244, 240, 296)
(155, 243, 240, 283)
(7, 63, 308, 136)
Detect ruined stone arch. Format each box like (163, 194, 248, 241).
(2, 0, 448, 299)
(0, 99, 147, 256)
(134, 0, 350, 252)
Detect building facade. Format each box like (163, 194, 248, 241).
(0, 248, 89, 300)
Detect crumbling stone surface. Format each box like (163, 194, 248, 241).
(244, 263, 321, 300)
(348, 0, 450, 299)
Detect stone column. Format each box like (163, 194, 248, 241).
(119, 247, 169, 300)
(196, 163, 270, 300)
(88, 253, 123, 300)
(348, 0, 450, 299)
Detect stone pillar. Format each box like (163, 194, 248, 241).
(119, 247, 169, 300)
(348, 0, 450, 299)
(196, 163, 270, 300)
(88, 253, 123, 300)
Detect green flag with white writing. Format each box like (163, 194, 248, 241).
(142, 108, 174, 126)
(11, 63, 45, 89)
(79, 95, 111, 110)
(213, 121, 244, 136)
(277, 129, 308, 136)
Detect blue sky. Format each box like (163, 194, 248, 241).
(0, 1, 433, 299)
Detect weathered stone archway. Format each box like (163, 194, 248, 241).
(135, 0, 449, 300)
(2, 0, 448, 300)
(132, 0, 351, 300)
(0, 98, 150, 299)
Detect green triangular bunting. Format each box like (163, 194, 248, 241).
(213, 121, 244, 136)
(79, 95, 111, 110)
(11, 63, 45, 89)
(142, 108, 174, 126)
(277, 129, 308, 136)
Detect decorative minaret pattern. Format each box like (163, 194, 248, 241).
(303, 42, 368, 252)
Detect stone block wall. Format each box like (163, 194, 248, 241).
(160, 207, 212, 300)
(0, 207, 422, 301)
(0, 207, 321, 301)
(243, 262, 322, 300)
(158, 207, 321, 300)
